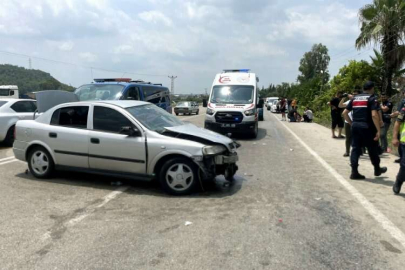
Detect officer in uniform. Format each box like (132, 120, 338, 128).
(392, 107, 405, 194)
(343, 81, 387, 179)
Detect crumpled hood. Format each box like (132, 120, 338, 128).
(164, 124, 237, 151)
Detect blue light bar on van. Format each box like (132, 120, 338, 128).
(223, 69, 250, 73)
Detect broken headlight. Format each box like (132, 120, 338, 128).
(203, 145, 226, 156)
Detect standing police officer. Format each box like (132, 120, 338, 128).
(343, 81, 388, 179)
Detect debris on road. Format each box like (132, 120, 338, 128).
(262, 143, 267, 146)
(315, 198, 322, 201)
(290, 149, 294, 151)
(244, 173, 254, 177)
(185, 221, 193, 226)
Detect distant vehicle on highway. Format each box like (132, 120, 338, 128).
(174, 101, 199, 115)
(14, 97, 240, 195)
(266, 97, 278, 110)
(204, 69, 263, 138)
(0, 99, 37, 146)
(0, 85, 19, 99)
(270, 100, 279, 113)
(74, 78, 172, 113)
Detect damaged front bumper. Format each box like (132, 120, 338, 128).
(194, 153, 239, 181)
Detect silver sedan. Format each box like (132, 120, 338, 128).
(13, 100, 239, 195)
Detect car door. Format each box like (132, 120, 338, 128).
(48, 106, 90, 168)
(88, 105, 147, 174)
(10, 100, 37, 120)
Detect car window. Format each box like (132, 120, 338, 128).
(125, 87, 140, 100)
(93, 106, 134, 133)
(0, 101, 7, 107)
(51, 106, 89, 129)
(10, 101, 37, 113)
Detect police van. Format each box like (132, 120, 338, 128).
(74, 78, 172, 113)
(0, 85, 19, 99)
(204, 69, 262, 138)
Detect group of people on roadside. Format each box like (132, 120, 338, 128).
(276, 97, 313, 123)
(329, 81, 405, 195)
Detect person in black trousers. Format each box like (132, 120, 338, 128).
(343, 81, 387, 179)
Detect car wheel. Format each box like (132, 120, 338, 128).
(3, 125, 15, 146)
(175, 113, 179, 116)
(159, 158, 199, 195)
(196, 110, 199, 115)
(28, 146, 54, 179)
(250, 123, 258, 139)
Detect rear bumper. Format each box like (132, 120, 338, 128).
(13, 140, 28, 162)
(204, 121, 256, 134)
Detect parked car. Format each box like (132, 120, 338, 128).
(0, 99, 37, 146)
(270, 100, 279, 113)
(174, 101, 199, 115)
(13, 99, 240, 195)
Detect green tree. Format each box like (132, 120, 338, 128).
(356, 0, 405, 96)
(298, 43, 331, 84)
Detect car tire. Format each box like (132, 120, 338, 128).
(3, 125, 15, 146)
(159, 157, 199, 195)
(28, 146, 54, 179)
(196, 110, 199, 115)
(249, 123, 258, 139)
(175, 113, 179, 116)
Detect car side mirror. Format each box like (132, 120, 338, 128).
(120, 126, 140, 137)
(10, 90, 14, 96)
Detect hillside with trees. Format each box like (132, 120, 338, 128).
(0, 64, 75, 95)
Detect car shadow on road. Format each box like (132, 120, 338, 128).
(15, 170, 244, 198)
(231, 128, 267, 142)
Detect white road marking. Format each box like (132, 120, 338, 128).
(0, 159, 18, 166)
(0, 156, 15, 162)
(41, 186, 129, 241)
(272, 112, 405, 249)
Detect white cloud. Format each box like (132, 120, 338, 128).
(139, 10, 173, 27)
(114, 44, 135, 54)
(79, 52, 98, 62)
(59, 41, 75, 51)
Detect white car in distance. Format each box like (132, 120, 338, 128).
(0, 99, 37, 146)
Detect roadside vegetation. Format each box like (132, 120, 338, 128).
(260, 0, 405, 129)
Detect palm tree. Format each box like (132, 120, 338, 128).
(356, 0, 405, 96)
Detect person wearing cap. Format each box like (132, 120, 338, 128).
(343, 81, 387, 179)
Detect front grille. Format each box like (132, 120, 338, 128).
(215, 112, 243, 123)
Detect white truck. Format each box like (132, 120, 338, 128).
(204, 69, 262, 138)
(0, 85, 19, 99)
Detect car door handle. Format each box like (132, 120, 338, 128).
(49, 132, 57, 138)
(91, 138, 100, 144)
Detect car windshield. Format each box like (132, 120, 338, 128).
(210, 85, 254, 104)
(0, 89, 11, 96)
(75, 84, 125, 101)
(126, 104, 184, 133)
(177, 102, 190, 106)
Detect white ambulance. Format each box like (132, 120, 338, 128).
(0, 85, 19, 99)
(204, 69, 262, 138)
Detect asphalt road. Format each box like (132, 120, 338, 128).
(1, 108, 405, 269)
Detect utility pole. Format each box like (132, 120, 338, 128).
(168, 75, 177, 95)
(28, 58, 32, 69)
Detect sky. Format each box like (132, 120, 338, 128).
(0, 0, 374, 94)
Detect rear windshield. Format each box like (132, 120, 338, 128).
(75, 84, 125, 101)
(0, 101, 7, 107)
(177, 102, 190, 106)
